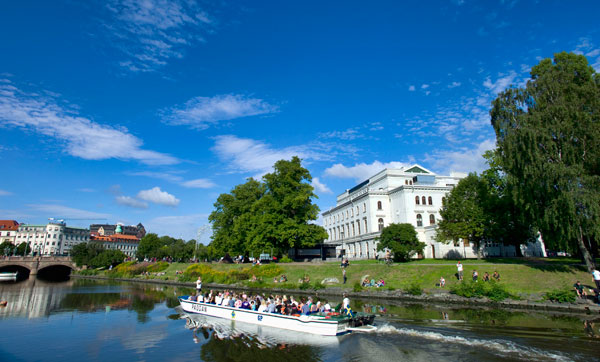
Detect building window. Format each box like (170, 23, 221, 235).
(409, 180, 413, 185)
(346, 210, 349, 218)
(377, 201, 382, 210)
(405, 180, 408, 185)
(415, 196, 420, 205)
(428, 196, 433, 205)
(378, 218, 384, 231)
(364, 219, 368, 233)
(416, 214, 423, 227)
(356, 206, 359, 215)
(357, 221, 361, 235)
(429, 214, 435, 225)
(352, 223, 355, 236)
(363, 203, 366, 212)
(422, 196, 426, 205)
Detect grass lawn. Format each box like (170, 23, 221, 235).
(113, 258, 597, 298)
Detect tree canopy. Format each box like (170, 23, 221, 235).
(376, 223, 425, 262)
(209, 156, 327, 257)
(136, 233, 197, 261)
(71, 242, 126, 268)
(490, 52, 600, 271)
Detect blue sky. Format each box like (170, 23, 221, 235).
(1, 0, 599, 241)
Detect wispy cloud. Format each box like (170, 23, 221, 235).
(145, 213, 209, 241)
(105, 0, 214, 72)
(448, 81, 461, 88)
(0, 189, 12, 196)
(319, 127, 362, 140)
(77, 188, 96, 193)
(126, 170, 216, 189)
(211, 135, 341, 177)
(574, 37, 600, 71)
(324, 161, 411, 182)
(483, 71, 518, 94)
(161, 94, 279, 130)
(137, 186, 180, 206)
(0, 81, 178, 165)
(408, 85, 416, 91)
(180, 178, 216, 189)
(424, 139, 495, 174)
(27, 204, 110, 219)
(116, 195, 148, 209)
(312, 177, 332, 194)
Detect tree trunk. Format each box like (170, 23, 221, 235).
(578, 226, 596, 273)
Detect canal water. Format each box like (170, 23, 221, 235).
(0, 278, 598, 361)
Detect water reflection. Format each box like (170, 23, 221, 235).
(0, 279, 599, 361)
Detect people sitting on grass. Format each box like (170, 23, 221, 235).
(573, 281, 587, 298)
(376, 279, 385, 288)
(438, 276, 445, 287)
(493, 271, 500, 281)
(472, 270, 478, 282)
(483, 272, 490, 282)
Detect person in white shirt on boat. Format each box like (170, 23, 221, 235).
(215, 292, 223, 305)
(196, 277, 202, 292)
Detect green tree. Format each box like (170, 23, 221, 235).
(0, 241, 15, 255)
(208, 157, 327, 256)
(376, 223, 425, 262)
(89, 249, 126, 268)
(71, 242, 105, 267)
(436, 174, 487, 258)
(209, 178, 264, 256)
(136, 233, 162, 260)
(490, 52, 600, 271)
(16, 242, 31, 256)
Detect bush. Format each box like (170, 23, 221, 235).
(299, 281, 312, 290)
(313, 281, 325, 290)
(279, 256, 293, 263)
(107, 261, 148, 278)
(543, 288, 576, 303)
(404, 282, 423, 296)
(279, 283, 298, 290)
(251, 264, 284, 278)
(353, 282, 363, 292)
(76, 269, 98, 276)
(147, 261, 169, 273)
(450, 280, 514, 302)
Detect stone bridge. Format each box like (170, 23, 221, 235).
(0, 256, 76, 275)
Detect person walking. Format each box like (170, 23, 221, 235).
(342, 268, 347, 284)
(457, 261, 463, 281)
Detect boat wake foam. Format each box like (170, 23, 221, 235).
(375, 324, 570, 361)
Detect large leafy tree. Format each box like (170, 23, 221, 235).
(208, 156, 327, 256)
(376, 223, 425, 262)
(490, 52, 600, 271)
(436, 174, 487, 257)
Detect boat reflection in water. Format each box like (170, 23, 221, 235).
(182, 312, 336, 362)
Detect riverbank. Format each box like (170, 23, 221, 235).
(72, 271, 600, 316)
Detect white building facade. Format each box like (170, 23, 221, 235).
(14, 221, 90, 256)
(322, 165, 545, 259)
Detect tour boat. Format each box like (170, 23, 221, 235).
(0, 272, 17, 282)
(178, 296, 376, 336)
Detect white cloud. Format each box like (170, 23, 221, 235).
(115, 195, 148, 209)
(0, 81, 178, 165)
(27, 204, 111, 219)
(145, 213, 210, 241)
(324, 161, 411, 181)
(448, 81, 461, 88)
(424, 138, 495, 174)
(137, 186, 180, 206)
(181, 178, 216, 189)
(162, 94, 278, 130)
(483, 71, 517, 94)
(0, 189, 12, 196)
(575, 37, 600, 71)
(211, 135, 336, 176)
(105, 0, 214, 72)
(421, 84, 430, 89)
(312, 177, 332, 194)
(408, 85, 416, 91)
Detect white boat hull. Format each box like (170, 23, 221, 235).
(0, 272, 17, 282)
(179, 297, 350, 336)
